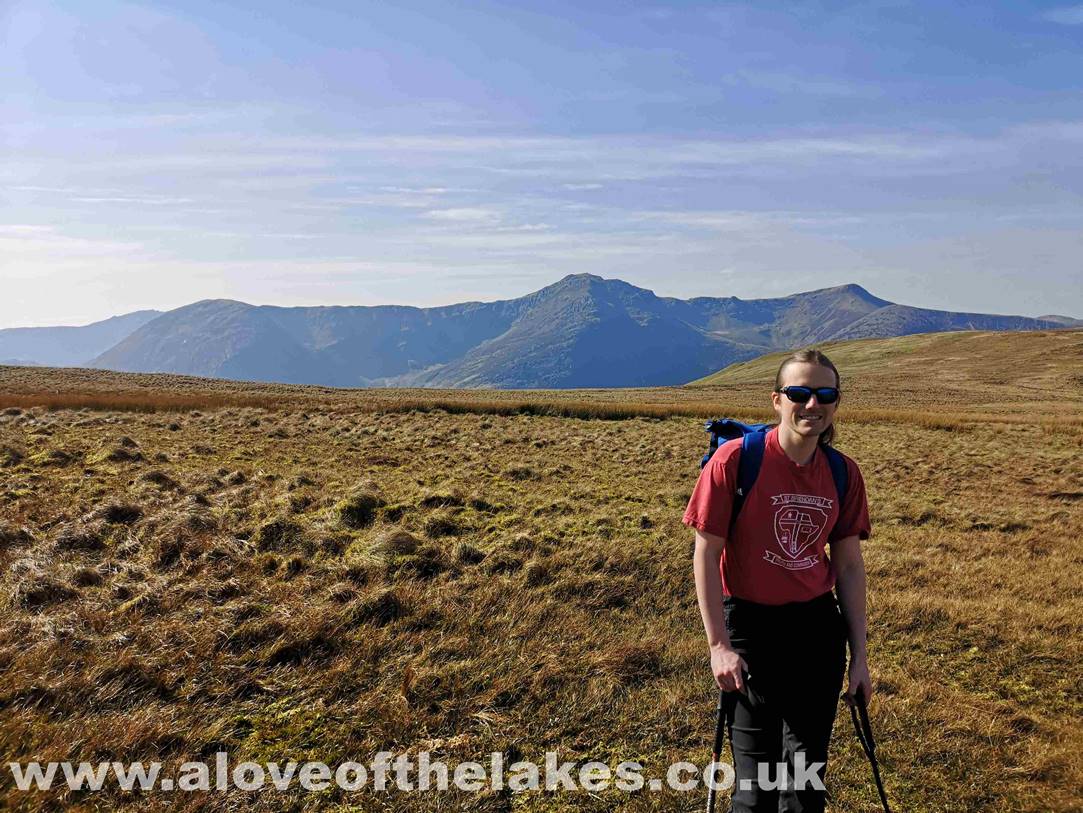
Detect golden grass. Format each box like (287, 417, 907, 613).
(691, 327, 1083, 413)
(3, 357, 1083, 439)
(1, 366, 1081, 811)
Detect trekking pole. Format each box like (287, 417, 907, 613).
(847, 688, 891, 813)
(706, 688, 728, 813)
(706, 670, 747, 813)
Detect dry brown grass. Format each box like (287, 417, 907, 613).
(0, 349, 1081, 812)
(2, 326, 1083, 441)
(692, 327, 1083, 411)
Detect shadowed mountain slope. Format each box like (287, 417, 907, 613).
(68, 274, 1071, 388)
(0, 310, 161, 367)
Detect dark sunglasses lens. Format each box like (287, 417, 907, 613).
(782, 386, 839, 403)
(816, 388, 840, 404)
(783, 387, 813, 403)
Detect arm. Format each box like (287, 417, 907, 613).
(831, 534, 872, 705)
(693, 528, 747, 692)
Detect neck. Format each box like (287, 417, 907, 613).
(776, 425, 820, 465)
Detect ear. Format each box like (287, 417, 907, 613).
(770, 390, 782, 414)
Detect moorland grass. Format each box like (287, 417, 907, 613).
(0, 387, 1080, 811)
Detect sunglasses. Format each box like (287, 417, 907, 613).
(777, 386, 841, 404)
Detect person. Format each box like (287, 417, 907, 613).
(683, 349, 872, 813)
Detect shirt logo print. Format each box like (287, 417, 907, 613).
(764, 493, 833, 571)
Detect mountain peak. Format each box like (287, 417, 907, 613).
(557, 273, 605, 283)
(187, 298, 252, 307)
(794, 282, 890, 307)
(548, 273, 651, 293)
(838, 282, 873, 296)
(547, 272, 612, 292)
(533, 273, 635, 299)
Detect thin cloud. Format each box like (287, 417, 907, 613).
(70, 195, 195, 205)
(312, 193, 444, 210)
(260, 132, 953, 172)
(637, 210, 869, 231)
(421, 207, 502, 224)
(493, 223, 552, 232)
(719, 70, 874, 98)
(1040, 5, 1083, 24)
(8, 186, 72, 194)
(0, 230, 144, 258)
(0, 224, 55, 234)
(379, 186, 452, 194)
(1007, 119, 1083, 140)
(190, 230, 339, 240)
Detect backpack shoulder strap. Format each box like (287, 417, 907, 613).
(823, 445, 850, 507)
(732, 431, 766, 527)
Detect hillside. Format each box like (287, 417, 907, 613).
(687, 328, 1083, 415)
(71, 275, 1068, 388)
(0, 310, 162, 367)
(1039, 314, 1083, 327)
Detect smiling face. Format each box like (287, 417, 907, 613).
(771, 361, 840, 443)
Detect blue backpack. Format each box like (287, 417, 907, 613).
(700, 419, 849, 527)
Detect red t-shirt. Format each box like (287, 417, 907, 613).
(683, 427, 871, 605)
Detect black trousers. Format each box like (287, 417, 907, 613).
(722, 590, 848, 813)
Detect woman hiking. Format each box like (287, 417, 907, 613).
(684, 349, 872, 813)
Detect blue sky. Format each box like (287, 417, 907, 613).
(3, 0, 1082, 327)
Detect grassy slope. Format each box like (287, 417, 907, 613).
(687, 328, 1083, 414)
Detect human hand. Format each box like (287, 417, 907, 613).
(843, 659, 872, 708)
(710, 645, 748, 694)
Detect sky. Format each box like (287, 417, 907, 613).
(2, 0, 1083, 327)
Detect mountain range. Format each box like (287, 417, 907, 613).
(0, 275, 1076, 388)
(0, 310, 162, 367)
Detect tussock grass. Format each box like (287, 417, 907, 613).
(0, 388, 913, 430)
(0, 521, 33, 550)
(0, 359, 1080, 811)
(335, 491, 386, 529)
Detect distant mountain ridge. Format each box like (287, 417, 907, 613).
(1037, 314, 1083, 327)
(0, 310, 162, 368)
(2, 276, 1071, 388)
